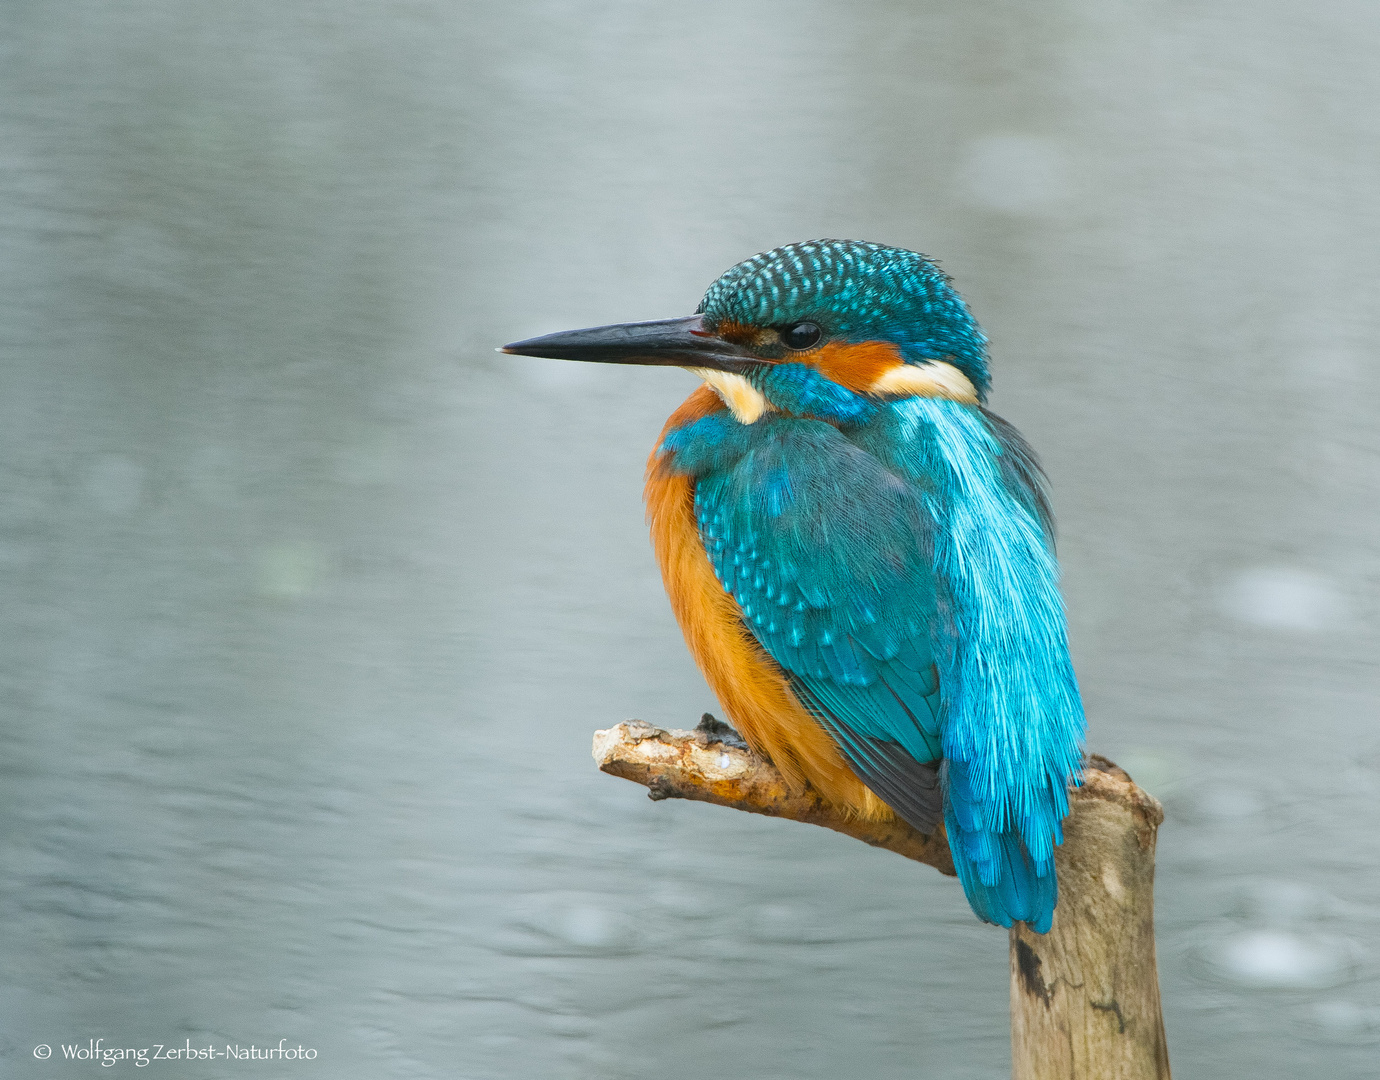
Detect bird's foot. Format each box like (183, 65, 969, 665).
(694, 712, 749, 751)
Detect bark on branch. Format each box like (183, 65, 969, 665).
(593, 715, 1171, 1080)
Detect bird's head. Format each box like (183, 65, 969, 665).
(503, 240, 989, 422)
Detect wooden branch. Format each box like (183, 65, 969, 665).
(594, 715, 954, 873)
(593, 716, 1170, 1080)
(1010, 758, 1170, 1080)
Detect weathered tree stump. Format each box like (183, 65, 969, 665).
(593, 716, 1170, 1080)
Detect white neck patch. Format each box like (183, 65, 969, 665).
(690, 369, 772, 424)
(870, 361, 979, 404)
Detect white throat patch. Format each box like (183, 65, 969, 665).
(690, 369, 772, 424)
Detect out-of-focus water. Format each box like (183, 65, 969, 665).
(2, 1, 1379, 1076)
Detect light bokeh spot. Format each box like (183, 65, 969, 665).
(1221, 567, 1347, 631)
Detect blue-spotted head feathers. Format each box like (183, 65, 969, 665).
(698, 240, 991, 399)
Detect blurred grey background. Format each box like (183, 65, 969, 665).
(2, 1, 1379, 1077)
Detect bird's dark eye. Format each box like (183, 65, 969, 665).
(780, 321, 822, 350)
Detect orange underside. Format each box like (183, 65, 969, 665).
(644, 386, 891, 821)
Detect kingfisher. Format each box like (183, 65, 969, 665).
(503, 240, 1085, 933)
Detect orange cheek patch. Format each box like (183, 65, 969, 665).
(809, 340, 908, 393)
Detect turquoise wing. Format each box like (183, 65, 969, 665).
(689, 415, 947, 832)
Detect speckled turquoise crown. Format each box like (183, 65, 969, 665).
(698, 239, 990, 398)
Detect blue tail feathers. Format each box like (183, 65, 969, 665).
(942, 758, 1059, 934)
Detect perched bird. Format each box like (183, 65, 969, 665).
(504, 240, 1085, 932)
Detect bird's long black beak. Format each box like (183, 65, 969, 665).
(501, 315, 762, 374)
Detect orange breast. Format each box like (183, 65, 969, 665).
(643, 386, 891, 821)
